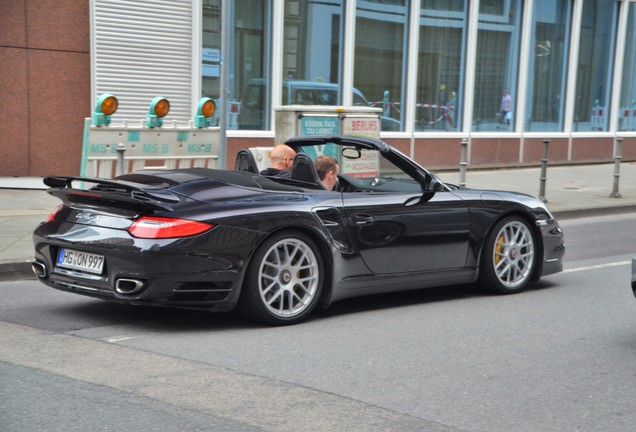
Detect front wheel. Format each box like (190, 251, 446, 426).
(479, 216, 537, 294)
(240, 231, 323, 325)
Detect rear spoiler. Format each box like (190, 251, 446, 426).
(44, 176, 181, 211)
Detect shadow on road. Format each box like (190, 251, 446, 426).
(4, 278, 560, 333)
(314, 280, 558, 320)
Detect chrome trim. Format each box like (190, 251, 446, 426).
(321, 220, 339, 227)
(31, 261, 47, 278)
(56, 281, 99, 292)
(54, 267, 103, 281)
(115, 278, 145, 295)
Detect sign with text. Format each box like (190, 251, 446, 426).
(341, 115, 380, 176)
(342, 115, 380, 139)
(298, 115, 340, 159)
(341, 149, 379, 178)
(81, 119, 220, 178)
(299, 115, 339, 136)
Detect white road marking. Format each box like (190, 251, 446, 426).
(106, 335, 140, 343)
(563, 260, 631, 274)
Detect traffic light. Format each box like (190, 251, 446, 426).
(92, 94, 118, 126)
(146, 97, 170, 128)
(194, 97, 216, 128)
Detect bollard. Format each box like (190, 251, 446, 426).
(610, 136, 623, 198)
(539, 138, 549, 203)
(459, 138, 468, 187)
(115, 143, 126, 176)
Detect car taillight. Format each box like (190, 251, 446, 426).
(129, 216, 214, 239)
(46, 205, 64, 223)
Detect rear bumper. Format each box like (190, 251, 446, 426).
(33, 261, 242, 311)
(32, 222, 262, 311)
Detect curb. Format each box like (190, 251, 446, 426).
(0, 260, 35, 282)
(552, 204, 636, 220)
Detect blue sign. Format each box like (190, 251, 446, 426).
(299, 116, 339, 136)
(299, 115, 340, 159)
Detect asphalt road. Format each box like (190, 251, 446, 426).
(2, 213, 636, 432)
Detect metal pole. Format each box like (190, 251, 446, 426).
(115, 143, 126, 176)
(539, 138, 549, 203)
(610, 136, 623, 198)
(218, 0, 230, 169)
(459, 138, 468, 187)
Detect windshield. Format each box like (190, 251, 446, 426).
(296, 142, 422, 193)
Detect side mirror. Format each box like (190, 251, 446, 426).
(406, 171, 443, 206)
(342, 147, 362, 159)
(415, 171, 443, 192)
(428, 174, 445, 192)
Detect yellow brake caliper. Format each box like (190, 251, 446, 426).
(495, 235, 505, 265)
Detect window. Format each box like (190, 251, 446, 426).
(525, 0, 572, 132)
(283, 1, 344, 87)
(473, 0, 522, 132)
(415, 1, 468, 132)
(479, 0, 507, 16)
(317, 89, 339, 105)
(421, 0, 465, 12)
(573, 0, 617, 132)
(202, 1, 221, 106)
(203, 1, 272, 130)
(354, 0, 409, 131)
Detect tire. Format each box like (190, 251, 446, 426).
(240, 231, 324, 325)
(479, 216, 537, 294)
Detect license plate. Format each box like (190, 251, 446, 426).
(57, 248, 104, 274)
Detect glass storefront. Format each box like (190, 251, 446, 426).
(415, 1, 467, 132)
(203, 0, 272, 130)
(619, 2, 636, 132)
(283, 1, 344, 95)
(526, 0, 571, 132)
(573, 0, 618, 132)
(201, 1, 221, 102)
(201, 0, 634, 135)
(354, 1, 409, 131)
(473, 0, 522, 132)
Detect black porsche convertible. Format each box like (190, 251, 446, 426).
(32, 135, 564, 325)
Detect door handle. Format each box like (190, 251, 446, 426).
(352, 214, 374, 226)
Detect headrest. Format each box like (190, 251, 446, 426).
(290, 153, 326, 190)
(234, 149, 259, 174)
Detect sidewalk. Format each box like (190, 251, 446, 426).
(2, 162, 636, 281)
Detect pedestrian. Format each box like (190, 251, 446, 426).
(499, 88, 511, 127)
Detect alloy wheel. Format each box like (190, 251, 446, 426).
(492, 220, 535, 289)
(257, 238, 320, 319)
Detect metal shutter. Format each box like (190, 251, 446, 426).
(92, 0, 194, 125)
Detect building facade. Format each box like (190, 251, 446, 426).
(1, 0, 90, 176)
(2, 0, 636, 176)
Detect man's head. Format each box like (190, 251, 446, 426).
(315, 155, 339, 190)
(269, 144, 296, 172)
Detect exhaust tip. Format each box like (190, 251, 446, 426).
(115, 278, 145, 295)
(31, 261, 47, 278)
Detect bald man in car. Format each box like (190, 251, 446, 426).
(260, 144, 296, 178)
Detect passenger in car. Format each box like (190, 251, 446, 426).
(260, 144, 296, 178)
(315, 155, 339, 191)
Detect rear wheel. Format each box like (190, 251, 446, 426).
(241, 231, 323, 325)
(479, 216, 536, 294)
